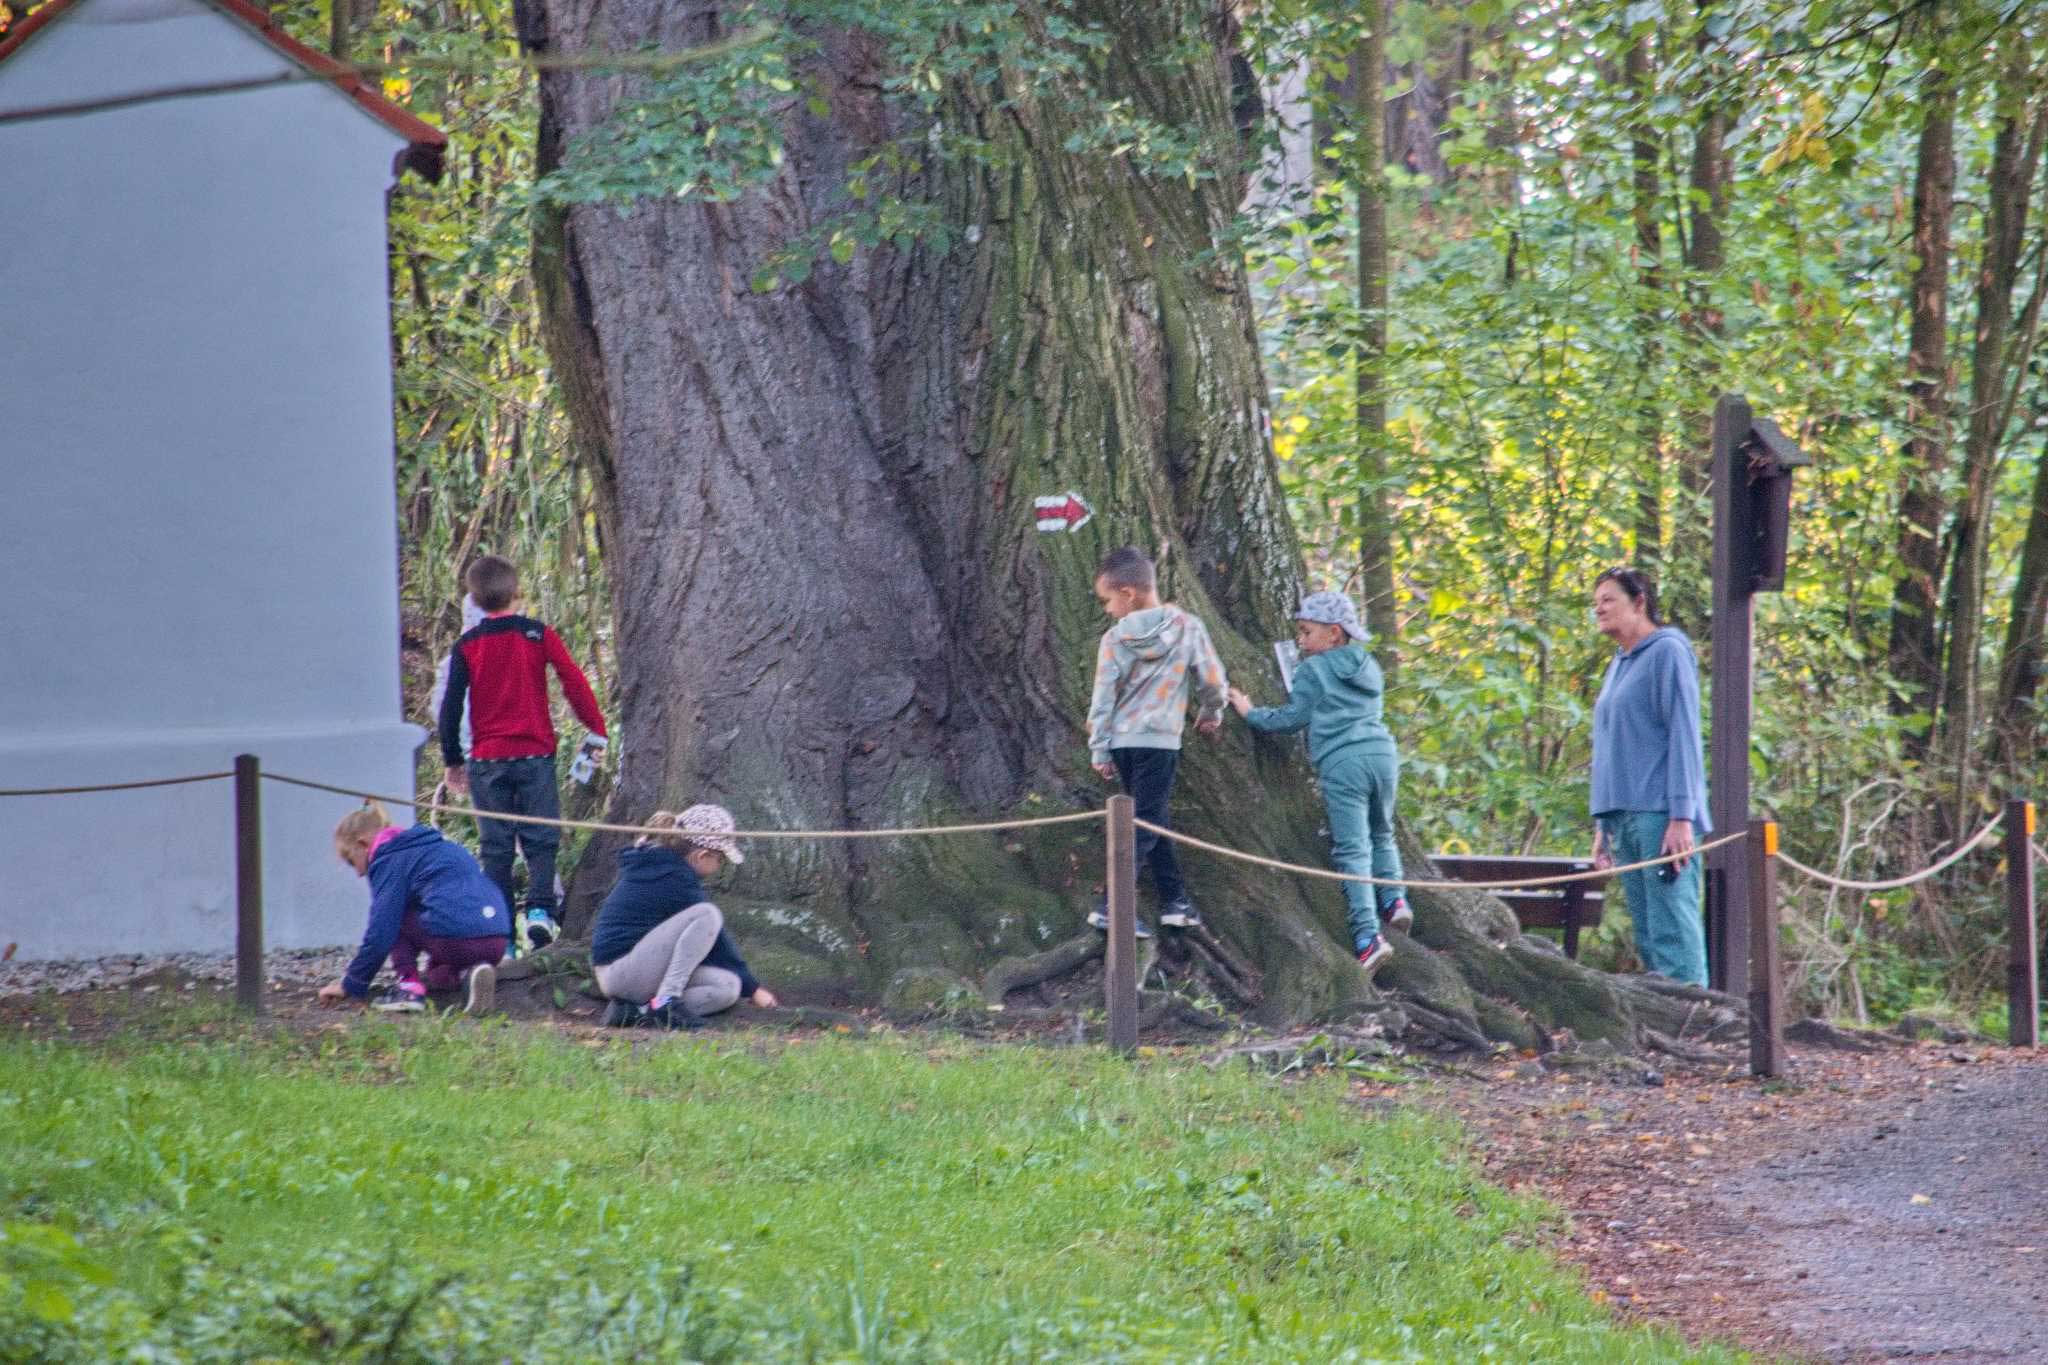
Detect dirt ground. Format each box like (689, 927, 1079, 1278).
(6, 965, 2045, 1363)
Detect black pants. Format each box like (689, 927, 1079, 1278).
(1111, 747, 1187, 905)
(468, 755, 561, 913)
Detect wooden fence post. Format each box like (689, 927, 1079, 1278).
(235, 754, 264, 1014)
(1747, 818, 1784, 1078)
(2007, 799, 2038, 1048)
(1104, 794, 1138, 1055)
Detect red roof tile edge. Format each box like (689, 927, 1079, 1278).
(0, 0, 446, 180)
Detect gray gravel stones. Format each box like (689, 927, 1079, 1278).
(0, 947, 353, 997)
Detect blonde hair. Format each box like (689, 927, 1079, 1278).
(334, 801, 394, 847)
(633, 810, 689, 851)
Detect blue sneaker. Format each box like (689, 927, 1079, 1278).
(1086, 906, 1153, 939)
(371, 982, 427, 1013)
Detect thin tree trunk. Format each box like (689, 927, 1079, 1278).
(330, 0, 377, 60)
(1666, 7, 1728, 632)
(1627, 32, 1663, 570)
(1940, 64, 2042, 804)
(1886, 71, 1957, 745)
(1355, 0, 1397, 676)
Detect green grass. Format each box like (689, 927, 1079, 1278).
(0, 1003, 1738, 1361)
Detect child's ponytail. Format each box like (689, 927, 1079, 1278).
(334, 801, 394, 846)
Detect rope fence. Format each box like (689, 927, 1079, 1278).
(0, 765, 2028, 891)
(258, 771, 1106, 839)
(0, 761, 2038, 1059)
(0, 772, 233, 797)
(1771, 813, 2006, 892)
(1140, 820, 1748, 889)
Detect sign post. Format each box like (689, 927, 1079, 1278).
(2007, 799, 2038, 1048)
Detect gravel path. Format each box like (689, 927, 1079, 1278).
(0, 948, 353, 997)
(1718, 1060, 2048, 1361)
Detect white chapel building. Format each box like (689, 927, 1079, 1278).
(0, 0, 444, 958)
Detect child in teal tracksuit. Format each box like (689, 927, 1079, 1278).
(1229, 592, 1409, 979)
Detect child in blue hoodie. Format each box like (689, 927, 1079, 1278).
(317, 803, 510, 1014)
(589, 805, 779, 1030)
(1228, 592, 1409, 980)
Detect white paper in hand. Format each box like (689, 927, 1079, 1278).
(1273, 641, 1300, 693)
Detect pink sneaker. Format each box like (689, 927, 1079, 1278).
(1356, 935, 1393, 980)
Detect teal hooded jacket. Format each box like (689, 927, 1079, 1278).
(1244, 642, 1396, 766)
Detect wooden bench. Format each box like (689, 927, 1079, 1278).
(1429, 855, 1610, 960)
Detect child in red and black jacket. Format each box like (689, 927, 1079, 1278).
(440, 555, 607, 951)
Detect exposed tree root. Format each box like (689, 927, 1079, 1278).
(980, 933, 1103, 1006)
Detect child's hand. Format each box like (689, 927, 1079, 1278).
(1195, 716, 1221, 737)
(445, 765, 470, 798)
(317, 981, 348, 1006)
(750, 987, 780, 1008)
(1092, 760, 1117, 781)
(1226, 687, 1253, 718)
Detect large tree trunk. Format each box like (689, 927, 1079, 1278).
(519, 0, 1732, 1046)
(1886, 71, 1956, 747)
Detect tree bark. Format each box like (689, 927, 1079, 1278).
(1355, 0, 1398, 677)
(329, 0, 378, 60)
(519, 0, 1723, 1047)
(1666, 7, 1729, 633)
(1886, 70, 1956, 746)
(1626, 31, 1663, 571)
(1954, 72, 2047, 768)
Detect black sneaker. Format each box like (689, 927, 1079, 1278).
(1157, 899, 1202, 929)
(1086, 907, 1153, 939)
(1384, 898, 1414, 933)
(371, 984, 427, 1013)
(600, 997, 645, 1029)
(463, 964, 496, 1016)
(641, 1000, 704, 1031)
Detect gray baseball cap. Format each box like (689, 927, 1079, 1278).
(1297, 591, 1368, 642)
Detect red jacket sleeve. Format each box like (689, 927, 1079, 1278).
(542, 627, 608, 737)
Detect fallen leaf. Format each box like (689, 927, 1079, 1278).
(1909, 1193, 1932, 1205)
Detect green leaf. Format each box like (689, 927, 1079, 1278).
(22, 1280, 76, 1323)
(830, 235, 856, 266)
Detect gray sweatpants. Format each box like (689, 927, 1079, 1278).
(591, 902, 744, 1015)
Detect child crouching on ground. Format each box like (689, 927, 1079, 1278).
(1228, 592, 1410, 979)
(589, 805, 779, 1030)
(318, 803, 511, 1014)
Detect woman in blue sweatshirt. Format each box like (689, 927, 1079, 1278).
(1590, 567, 1710, 987)
(590, 804, 778, 1030)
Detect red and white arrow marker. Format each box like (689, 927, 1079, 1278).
(1034, 492, 1093, 532)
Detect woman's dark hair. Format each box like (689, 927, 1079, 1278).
(1594, 566, 1660, 625)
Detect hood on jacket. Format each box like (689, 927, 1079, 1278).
(616, 844, 693, 882)
(1320, 641, 1371, 684)
(1622, 625, 1691, 658)
(370, 824, 448, 862)
(1112, 606, 1190, 662)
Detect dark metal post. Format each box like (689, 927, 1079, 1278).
(1104, 794, 1138, 1055)
(234, 754, 264, 1013)
(1708, 394, 1754, 997)
(2006, 799, 2038, 1048)
(1747, 819, 1784, 1077)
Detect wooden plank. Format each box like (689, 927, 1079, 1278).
(2008, 799, 2039, 1048)
(1104, 794, 1138, 1055)
(1747, 818, 1785, 1077)
(1709, 393, 1755, 997)
(234, 753, 264, 1015)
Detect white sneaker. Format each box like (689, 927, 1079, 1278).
(464, 964, 496, 1016)
(1356, 935, 1393, 981)
(1385, 899, 1414, 933)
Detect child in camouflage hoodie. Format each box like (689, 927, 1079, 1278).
(1085, 547, 1228, 935)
